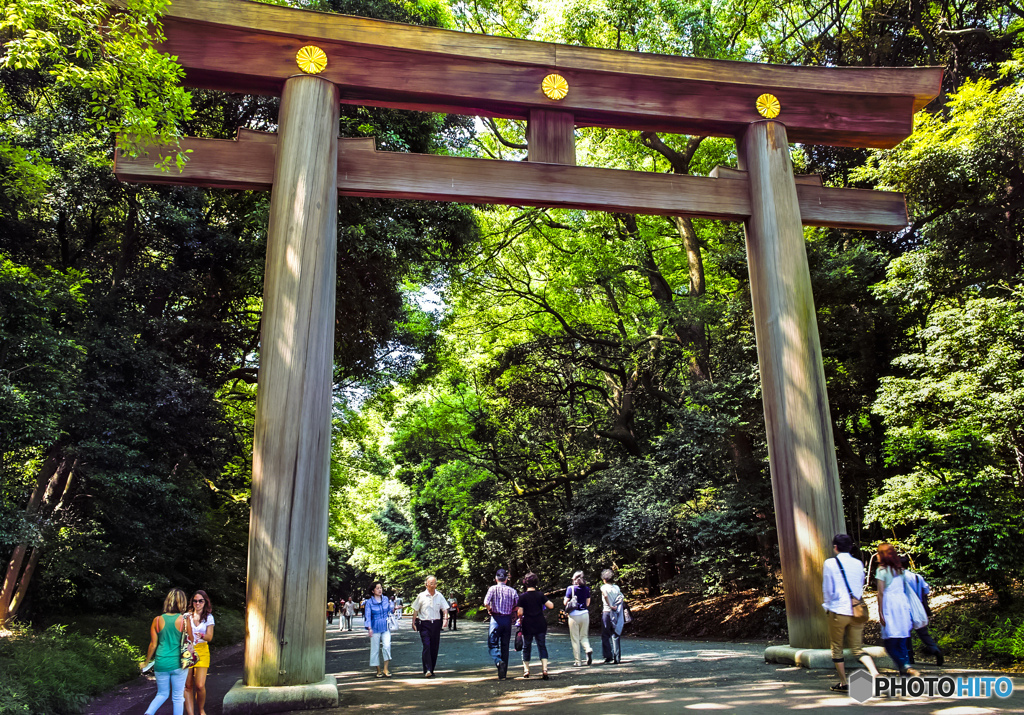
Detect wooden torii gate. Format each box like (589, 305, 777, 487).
(116, 0, 942, 707)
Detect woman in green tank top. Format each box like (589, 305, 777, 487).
(144, 588, 191, 715)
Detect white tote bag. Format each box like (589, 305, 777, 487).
(902, 575, 929, 630)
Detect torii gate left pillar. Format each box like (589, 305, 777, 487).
(229, 74, 341, 709)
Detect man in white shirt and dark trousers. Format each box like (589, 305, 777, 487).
(411, 575, 449, 677)
(901, 555, 944, 666)
(822, 534, 880, 692)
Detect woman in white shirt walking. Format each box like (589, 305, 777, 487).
(183, 590, 215, 715)
(876, 542, 920, 677)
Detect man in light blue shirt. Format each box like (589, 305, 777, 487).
(901, 555, 944, 666)
(821, 534, 879, 692)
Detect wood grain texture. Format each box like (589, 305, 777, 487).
(156, 0, 943, 148)
(245, 76, 339, 687)
(114, 132, 908, 230)
(709, 167, 907, 230)
(738, 121, 846, 650)
(527, 110, 575, 165)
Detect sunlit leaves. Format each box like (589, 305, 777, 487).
(1, 0, 194, 168)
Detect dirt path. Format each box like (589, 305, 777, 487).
(89, 619, 1024, 714)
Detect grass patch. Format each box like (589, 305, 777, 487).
(928, 583, 1024, 668)
(0, 608, 246, 715)
(0, 624, 141, 715)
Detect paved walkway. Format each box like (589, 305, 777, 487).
(89, 619, 1024, 714)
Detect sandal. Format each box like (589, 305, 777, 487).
(830, 683, 849, 692)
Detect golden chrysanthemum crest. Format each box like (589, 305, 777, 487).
(755, 93, 781, 119)
(296, 46, 328, 74)
(541, 74, 569, 100)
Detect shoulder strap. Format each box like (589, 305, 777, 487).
(834, 556, 856, 598)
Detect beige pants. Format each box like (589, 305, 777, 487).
(568, 611, 592, 662)
(827, 610, 867, 661)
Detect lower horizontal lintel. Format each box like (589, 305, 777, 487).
(114, 133, 907, 230)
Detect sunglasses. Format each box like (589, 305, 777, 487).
(192, 598, 205, 603)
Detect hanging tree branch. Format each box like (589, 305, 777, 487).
(484, 117, 528, 150)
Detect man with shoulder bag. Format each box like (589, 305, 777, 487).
(821, 534, 880, 692)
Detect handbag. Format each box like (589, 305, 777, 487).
(623, 603, 633, 625)
(566, 586, 579, 614)
(179, 615, 198, 670)
(902, 574, 929, 630)
(834, 557, 868, 622)
(514, 623, 524, 652)
(386, 599, 401, 631)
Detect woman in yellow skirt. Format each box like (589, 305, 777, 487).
(184, 590, 215, 715)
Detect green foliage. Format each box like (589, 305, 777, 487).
(0, 624, 141, 714)
(929, 586, 1024, 666)
(972, 618, 1024, 663)
(855, 75, 1024, 293)
(865, 292, 1024, 601)
(1, 0, 194, 167)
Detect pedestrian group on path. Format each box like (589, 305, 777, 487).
(138, 540, 940, 713)
(334, 569, 628, 681)
(142, 588, 216, 715)
(823, 533, 943, 693)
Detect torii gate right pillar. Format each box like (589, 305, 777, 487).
(738, 120, 845, 649)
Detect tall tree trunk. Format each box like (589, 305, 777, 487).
(0, 445, 76, 625)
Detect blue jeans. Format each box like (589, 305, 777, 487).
(488, 614, 512, 666)
(522, 632, 548, 662)
(145, 668, 187, 715)
(883, 637, 911, 673)
(601, 612, 621, 662)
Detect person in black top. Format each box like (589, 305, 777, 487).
(517, 572, 554, 680)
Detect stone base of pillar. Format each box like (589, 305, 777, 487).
(765, 645, 895, 670)
(222, 676, 338, 714)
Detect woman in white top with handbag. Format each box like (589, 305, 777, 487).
(183, 590, 214, 715)
(875, 543, 921, 677)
